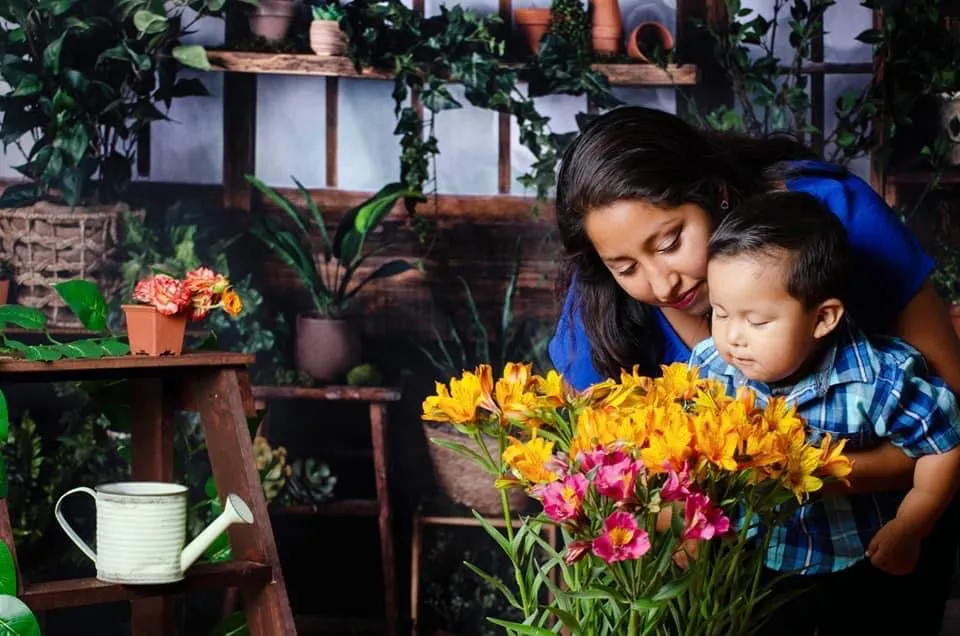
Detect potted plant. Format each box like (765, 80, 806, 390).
(123, 267, 243, 356)
(416, 252, 552, 515)
(246, 176, 421, 382)
(309, 1, 347, 56)
(0, 0, 218, 327)
(0, 260, 13, 305)
(248, 0, 299, 43)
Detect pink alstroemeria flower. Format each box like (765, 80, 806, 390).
(661, 463, 692, 502)
(592, 511, 651, 563)
(564, 539, 592, 565)
(594, 456, 643, 502)
(577, 447, 628, 473)
(541, 474, 589, 523)
(682, 492, 732, 541)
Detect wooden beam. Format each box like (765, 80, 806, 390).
(325, 77, 339, 188)
(222, 73, 257, 212)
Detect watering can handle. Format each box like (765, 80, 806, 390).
(54, 487, 97, 564)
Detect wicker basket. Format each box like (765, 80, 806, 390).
(0, 201, 127, 327)
(425, 425, 531, 516)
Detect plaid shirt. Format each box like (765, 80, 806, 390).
(689, 319, 960, 575)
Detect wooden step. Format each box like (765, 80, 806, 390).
(22, 560, 272, 611)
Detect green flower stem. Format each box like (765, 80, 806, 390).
(627, 607, 640, 636)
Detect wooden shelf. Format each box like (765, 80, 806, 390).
(22, 561, 272, 611)
(206, 50, 699, 87)
(253, 385, 402, 402)
(886, 166, 960, 186)
(271, 498, 379, 517)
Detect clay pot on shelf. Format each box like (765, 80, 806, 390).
(626, 21, 674, 62)
(310, 19, 347, 56)
(294, 314, 361, 382)
(589, 0, 622, 55)
(248, 0, 297, 43)
(122, 305, 188, 357)
(514, 8, 552, 54)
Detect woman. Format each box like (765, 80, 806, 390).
(549, 105, 960, 634)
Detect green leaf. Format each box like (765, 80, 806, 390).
(53, 124, 89, 165)
(486, 619, 553, 636)
(652, 572, 694, 602)
(133, 9, 167, 34)
(22, 345, 64, 362)
(172, 44, 211, 71)
(0, 595, 41, 636)
(38, 0, 79, 14)
(53, 280, 107, 331)
(0, 544, 15, 597)
(11, 75, 41, 97)
(0, 306, 46, 331)
(98, 339, 130, 357)
(42, 33, 64, 74)
(0, 183, 38, 208)
(209, 611, 249, 636)
(345, 259, 414, 300)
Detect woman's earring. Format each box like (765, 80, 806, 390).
(720, 200, 730, 211)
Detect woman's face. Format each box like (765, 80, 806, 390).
(583, 199, 714, 316)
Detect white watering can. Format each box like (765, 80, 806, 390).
(55, 481, 254, 584)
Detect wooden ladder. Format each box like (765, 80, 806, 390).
(0, 352, 296, 635)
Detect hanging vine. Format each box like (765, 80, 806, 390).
(338, 0, 622, 231)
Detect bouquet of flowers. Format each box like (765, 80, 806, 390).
(132, 266, 243, 320)
(422, 362, 852, 635)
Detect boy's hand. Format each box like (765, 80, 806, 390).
(866, 519, 921, 575)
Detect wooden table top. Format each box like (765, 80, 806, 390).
(0, 351, 255, 382)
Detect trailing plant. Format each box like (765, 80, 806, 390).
(683, 0, 876, 166)
(0, 0, 237, 208)
(246, 176, 421, 319)
(310, 1, 344, 21)
(338, 0, 622, 223)
(547, 0, 590, 55)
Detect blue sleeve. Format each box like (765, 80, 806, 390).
(871, 355, 960, 458)
(787, 166, 934, 333)
(548, 285, 604, 391)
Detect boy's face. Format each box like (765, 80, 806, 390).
(706, 253, 842, 384)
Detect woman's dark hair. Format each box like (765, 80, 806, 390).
(709, 191, 850, 308)
(555, 105, 820, 378)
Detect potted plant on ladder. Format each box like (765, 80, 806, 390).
(246, 176, 421, 382)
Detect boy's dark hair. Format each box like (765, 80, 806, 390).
(708, 191, 849, 308)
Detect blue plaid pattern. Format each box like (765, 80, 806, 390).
(689, 319, 960, 575)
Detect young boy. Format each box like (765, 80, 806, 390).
(688, 191, 960, 635)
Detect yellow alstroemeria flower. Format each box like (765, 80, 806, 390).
(422, 369, 490, 427)
(640, 412, 693, 473)
(815, 433, 854, 483)
(657, 362, 703, 402)
(691, 411, 738, 472)
(783, 445, 825, 502)
(502, 436, 559, 484)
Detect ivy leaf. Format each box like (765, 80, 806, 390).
(99, 339, 130, 356)
(0, 183, 38, 208)
(0, 306, 46, 331)
(172, 44, 211, 71)
(133, 10, 168, 34)
(53, 280, 108, 332)
(0, 595, 41, 636)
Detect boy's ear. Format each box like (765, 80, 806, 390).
(813, 298, 845, 339)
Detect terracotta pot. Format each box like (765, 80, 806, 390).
(626, 21, 674, 62)
(294, 314, 361, 382)
(309, 19, 346, 56)
(589, 0, 622, 54)
(0, 280, 9, 305)
(248, 0, 297, 42)
(514, 8, 552, 54)
(122, 305, 187, 356)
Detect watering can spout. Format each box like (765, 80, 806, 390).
(181, 494, 254, 572)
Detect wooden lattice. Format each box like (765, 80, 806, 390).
(0, 202, 126, 327)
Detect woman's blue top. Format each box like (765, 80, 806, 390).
(548, 161, 936, 391)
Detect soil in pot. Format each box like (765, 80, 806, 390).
(248, 0, 298, 43)
(295, 314, 362, 382)
(425, 424, 531, 516)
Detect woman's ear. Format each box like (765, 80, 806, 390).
(813, 299, 845, 339)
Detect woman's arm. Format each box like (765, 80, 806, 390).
(830, 281, 960, 495)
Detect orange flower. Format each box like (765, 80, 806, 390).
(502, 436, 559, 484)
(185, 266, 229, 295)
(221, 289, 243, 317)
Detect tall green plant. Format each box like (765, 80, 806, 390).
(246, 177, 422, 319)
(0, 0, 243, 207)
